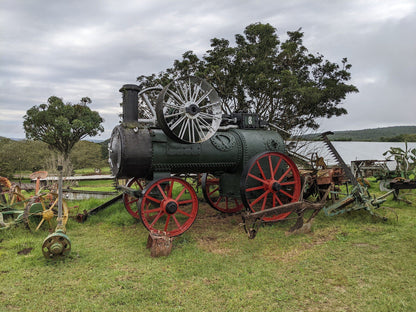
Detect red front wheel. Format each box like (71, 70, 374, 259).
(140, 177, 198, 237)
(123, 178, 145, 219)
(240, 152, 301, 222)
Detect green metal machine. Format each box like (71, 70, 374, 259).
(109, 77, 302, 237)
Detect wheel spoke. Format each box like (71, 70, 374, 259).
(195, 89, 213, 105)
(143, 207, 163, 214)
(165, 101, 183, 110)
(208, 186, 220, 196)
(191, 83, 202, 102)
(177, 209, 191, 217)
(245, 185, 265, 192)
(172, 215, 182, 229)
(268, 155, 274, 178)
(261, 193, 268, 211)
(150, 211, 164, 227)
(214, 196, 223, 206)
(164, 215, 171, 231)
(280, 181, 296, 186)
(35, 218, 45, 231)
(167, 181, 174, 198)
(145, 195, 161, 204)
(195, 118, 206, 139)
(190, 119, 196, 143)
(248, 173, 267, 184)
(178, 81, 190, 102)
(250, 190, 270, 207)
(178, 199, 193, 205)
(273, 193, 283, 206)
(126, 197, 139, 205)
(175, 187, 187, 201)
(156, 184, 168, 200)
(256, 160, 267, 180)
(198, 100, 220, 110)
(279, 189, 296, 200)
(169, 115, 186, 131)
(164, 111, 183, 118)
(277, 167, 292, 183)
(272, 158, 283, 178)
(141, 93, 153, 110)
(178, 118, 189, 139)
(198, 112, 215, 119)
(169, 87, 186, 105)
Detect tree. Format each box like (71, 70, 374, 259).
(23, 96, 104, 162)
(137, 23, 358, 133)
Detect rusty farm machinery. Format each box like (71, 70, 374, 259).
(106, 76, 398, 244)
(1, 169, 71, 259)
(2, 76, 403, 258)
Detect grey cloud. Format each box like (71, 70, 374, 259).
(1, 0, 415, 138)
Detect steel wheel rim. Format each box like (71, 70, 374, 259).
(123, 178, 145, 219)
(138, 86, 162, 121)
(241, 152, 301, 222)
(156, 76, 222, 144)
(140, 177, 198, 237)
(202, 173, 243, 213)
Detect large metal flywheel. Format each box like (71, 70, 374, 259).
(156, 76, 223, 144)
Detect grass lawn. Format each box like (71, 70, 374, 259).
(0, 183, 415, 311)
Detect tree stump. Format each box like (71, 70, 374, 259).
(146, 232, 174, 257)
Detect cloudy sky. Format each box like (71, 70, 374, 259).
(0, 0, 415, 139)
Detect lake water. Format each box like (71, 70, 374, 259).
(292, 141, 416, 166)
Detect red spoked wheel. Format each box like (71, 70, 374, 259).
(140, 177, 198, 237)
(240, 151, 301, 222)
(201, 173, 244, 214)
(123, 178, 146, 219)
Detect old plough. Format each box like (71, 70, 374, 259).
(0, 172, 69, 232)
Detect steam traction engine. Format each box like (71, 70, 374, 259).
(108, 77, 301, 237)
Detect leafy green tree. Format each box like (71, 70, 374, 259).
(23, 96, 104, 162)
(137, 23, 358, 133)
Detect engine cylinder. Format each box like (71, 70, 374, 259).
(109, 125, 286, 180)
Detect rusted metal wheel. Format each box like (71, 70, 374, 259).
(137, 86, 162, 123)
(201, 173, 244, 214)
(156, 76, 222, 144)
(140, 177, 198, 237)
(0, 178, 26, 228)
(240, 151, 302, 222)
(0, 178, 25, 210)
(123, 177, 145, 219)
(23, 192, 69, 231)
(42, 230, 71, 259)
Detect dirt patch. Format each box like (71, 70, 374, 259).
(17, 247, 33, 255)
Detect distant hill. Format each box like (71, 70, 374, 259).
(298, 126, 416, 142)
(2, 125, 416, 142)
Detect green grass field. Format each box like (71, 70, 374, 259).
(1, 182, 415, 312)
